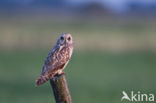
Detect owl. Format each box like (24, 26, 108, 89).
(36, 33, 73, 86)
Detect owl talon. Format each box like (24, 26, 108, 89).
(60, 72, 65, 75)
(55, 72, 65, 77)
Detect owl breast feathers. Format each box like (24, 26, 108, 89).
(36, 33, 73, 86)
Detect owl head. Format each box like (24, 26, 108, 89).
(57, 33, 73, 47)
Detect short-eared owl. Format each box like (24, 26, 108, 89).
(36, 33, 73, 86)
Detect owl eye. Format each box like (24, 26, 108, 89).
(60, 36, 64, 41)
(67, 37, 71, 41)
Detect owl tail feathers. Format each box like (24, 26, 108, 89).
(35, 75, 50, 86)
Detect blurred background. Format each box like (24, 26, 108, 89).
(0, 0, 156, 103)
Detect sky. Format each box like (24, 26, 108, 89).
(1, 0, 156, 13)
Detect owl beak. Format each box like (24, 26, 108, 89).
(65, 39, 67, 47)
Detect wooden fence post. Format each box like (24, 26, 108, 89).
(50, 74, 72, 103)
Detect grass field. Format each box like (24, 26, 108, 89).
(0, 17, 156, 51)
(0, 50, 156, 103)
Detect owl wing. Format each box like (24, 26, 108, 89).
(36, 46, 70, 86)
(42, 46, 69, 76)
(41, 47, 58, 75)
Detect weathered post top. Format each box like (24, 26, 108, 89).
(50, 74, 72, 103)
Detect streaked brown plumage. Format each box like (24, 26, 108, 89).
(36, 33, 73, 86)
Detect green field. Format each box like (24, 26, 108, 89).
(0, 50, 156, 103)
